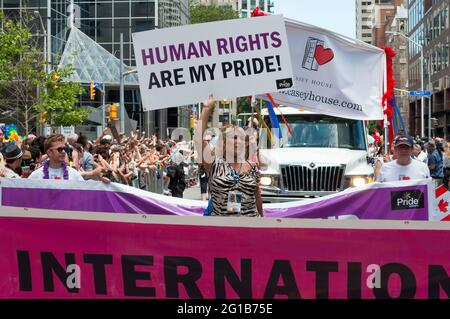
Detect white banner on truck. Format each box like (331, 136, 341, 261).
(262, 19, 386, 120)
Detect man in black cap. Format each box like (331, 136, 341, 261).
(377, 135, 430, 182)
(3, 144, 23, 178)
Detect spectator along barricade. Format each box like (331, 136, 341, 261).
(0, 126, 198, 198)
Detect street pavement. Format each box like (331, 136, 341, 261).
(183, 184, 203, 201)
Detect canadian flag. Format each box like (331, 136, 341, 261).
(434, 185, 450, 221)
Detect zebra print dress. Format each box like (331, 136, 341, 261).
(208, 158, 261, 217)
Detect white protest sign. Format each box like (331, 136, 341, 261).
(132, 15, 293, 110)
(262, 19, 385, 120)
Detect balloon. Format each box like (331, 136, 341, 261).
(3, 123, 22, 144)
(251, 6, 268, 17)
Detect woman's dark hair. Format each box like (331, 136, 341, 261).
(436, 140, 445, 154)
(30, 136, 46, 155)
(27, 146, 41, 162)
(73, 143, 84, 153)
(77, 135, 88, 148)
(96, 146, 110, 160)
(155, 144, 164, 152)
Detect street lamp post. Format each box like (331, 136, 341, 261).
(386, 31, 425, 138)
(120, 33, 125, 134)
(34, 11, 49, 136)
(34, 11, 49, 74)
(428, 61, 432, 139)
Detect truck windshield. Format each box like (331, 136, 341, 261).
(261, 115, 366, 150)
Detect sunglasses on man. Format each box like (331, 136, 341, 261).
(50, 147, 66, 153)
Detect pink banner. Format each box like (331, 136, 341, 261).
(0, 209, 449, 299)
(0, 178, 435, 220)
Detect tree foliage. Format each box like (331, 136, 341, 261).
(36, 67, 90, 127)
(190, 1, 238, 24)
(0, 16, 31, 81)
(237, 97, 252, 115)
(368, 121, 382, 135)
(0, 13, 89, 133)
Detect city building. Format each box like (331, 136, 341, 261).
(386, 3, 409, 132)
(356, 0, 402, 44)
(239, 0, 274, 18)
(195, 0, 238, 10)
(371, 0, 405, 47)
(357, 0, 409, 134)
(408, 0, 449, 138)
(356, 0, 376, 44)
(0, 0, 190, 138)
(194, 0, 273, 18)
(159, 0, 189, 28)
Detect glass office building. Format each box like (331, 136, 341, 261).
(408, 0, 450, 138)
(239, 0, 274, 18)
(0, 0, 190, 137)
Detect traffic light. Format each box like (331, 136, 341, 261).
(109, 103, 118, 120)
(50, 72, 59, 91)
(190, 116, 197, 128)
(39, 112, 47, 124)
(90, 81, 96, 100)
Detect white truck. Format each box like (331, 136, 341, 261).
(243, 106, 374, 203)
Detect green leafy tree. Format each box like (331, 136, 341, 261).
(36, 67, 90, 127)
(0, 13, 89, 133)
(190, 1, 238, 24)
(0, 15, 31, 81)
(368, 121, 382, 135)
(237, 97, 252, 114)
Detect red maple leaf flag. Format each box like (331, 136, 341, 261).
(438, 199, 449, 213)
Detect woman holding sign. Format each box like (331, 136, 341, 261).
(196, 94, 263, 217)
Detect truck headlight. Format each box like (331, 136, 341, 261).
(260, 176, 273, 186)
(351, 176, 370, 187)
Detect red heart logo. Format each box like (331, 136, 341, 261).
(402, 176, 411, 180)
(314, 45, 334, 65)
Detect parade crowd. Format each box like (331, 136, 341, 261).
(0, 127, 198, 198)
(2, 126, 450, 194)
(370, 132, 448, 187)
(1, 95, 450, 219)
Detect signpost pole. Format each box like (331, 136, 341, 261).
(102, 84, 106, 131)
(428, 62, 432, 139)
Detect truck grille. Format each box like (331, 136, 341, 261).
(280, 165, 345, 192)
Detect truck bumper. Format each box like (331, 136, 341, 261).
(261, 195, 313, 203)
(261, 189, 337, 203)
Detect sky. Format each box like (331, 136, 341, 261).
(274, 0, 356, 39)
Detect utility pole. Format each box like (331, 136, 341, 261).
(120, 33, 125, 133)
(385, 31, 425, 138)
(100, 83, 106, 131)
(428, 61, 432, 139)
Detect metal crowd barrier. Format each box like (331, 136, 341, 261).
(139, 167, 164, 194)
(135, 163, 197, 195)
(184, 163, 198, 187)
